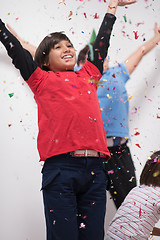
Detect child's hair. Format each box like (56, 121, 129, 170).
(35, 32, 73, 71)
(77, 45, 89, 66)
(140, 151, 160, 187)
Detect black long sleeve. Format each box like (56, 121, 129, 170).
(0, 19, 37, 80)
(88, 13, 116, 74)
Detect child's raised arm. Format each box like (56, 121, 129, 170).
(0, 19, 37, 80)
(124, 22, 160, 74)
(6, 24, 36, 58)
(88, 0, 136, 74)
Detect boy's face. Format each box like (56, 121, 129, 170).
(45, 40, 76, 72)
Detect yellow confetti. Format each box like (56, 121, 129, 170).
(107, 94, 112, 99)
(129, 176, 135, 182)
(124, 95, 134, 103)
(153, 171, 160, 177)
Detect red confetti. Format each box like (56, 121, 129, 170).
(84, 13, 87, 18)
(112, 74, 116, 78)
(135, 144, 141, 148)
(157, 114, 160, 119)
(8, 124, 12, 127)
(94, 13, 99, 19)
(99, 41, 103, 47)
(133, 31, 139, 39)
(98, 52, 102, 60)
(134, 128, 140, 136)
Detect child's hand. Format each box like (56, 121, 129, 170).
(154, 23, 160, 42)
(118, 0, 137, 6)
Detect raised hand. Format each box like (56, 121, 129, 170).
(154, 22, 160, 42)
(6, 24, 36, 58)
(118, 0, 137, 6)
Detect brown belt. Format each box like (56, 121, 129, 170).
(70, 150, 106, 158)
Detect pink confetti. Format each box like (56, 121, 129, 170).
(139, 206, 142, 217)
(136, 22, 144, 27)
(108, 170, 114, 174)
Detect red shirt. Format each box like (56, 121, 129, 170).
(27, 61, 110, 161)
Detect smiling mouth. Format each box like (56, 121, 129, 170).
(62, 55, 73, 60)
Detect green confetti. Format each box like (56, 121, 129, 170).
(123, 15, 127, 23)
(8, 93, 14, 98)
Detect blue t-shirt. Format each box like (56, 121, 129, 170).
(97, 63, 130, 138)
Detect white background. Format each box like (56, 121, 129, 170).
(0, 0, 160, 239)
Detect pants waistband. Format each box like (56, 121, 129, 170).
(44, 153, 105, 172)
(107, 137, 127, 147)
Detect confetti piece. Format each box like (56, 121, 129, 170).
(8, 93, 14, 98)
(94, 13, 99, 19)
(8, 124, 12, 127)
(134, 128, 140, 136)
(89, 116, 97, 122)
(139, 206, 142, 217)
(124, 96, 134, 103)
(68, 11, 73, 18)
(98, 52, 102, 60)
(84, 13, 87, 18)
(157, 114, 160, 119)
(123, 15, 127, 23)
(108, 170, 114, 174)
(59, 0, 66, 4)
(106, 94, 112, 99)
(133, 31, 139, 39)
(79, 223, 86, 229)
(135, 143, 141, 149)
(112, 74, 116, 78)
(129, 176, 135, 182)
(136, 22, 144, 27)
(153, 170, 160, 177)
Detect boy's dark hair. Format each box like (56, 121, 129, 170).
(35, 32, 73, 71)
(140, 151, 160, 187)
(77, 45, 89, 66)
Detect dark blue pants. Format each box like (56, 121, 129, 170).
(41, 153, 109, 240)
(105, 142, 137, 209)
